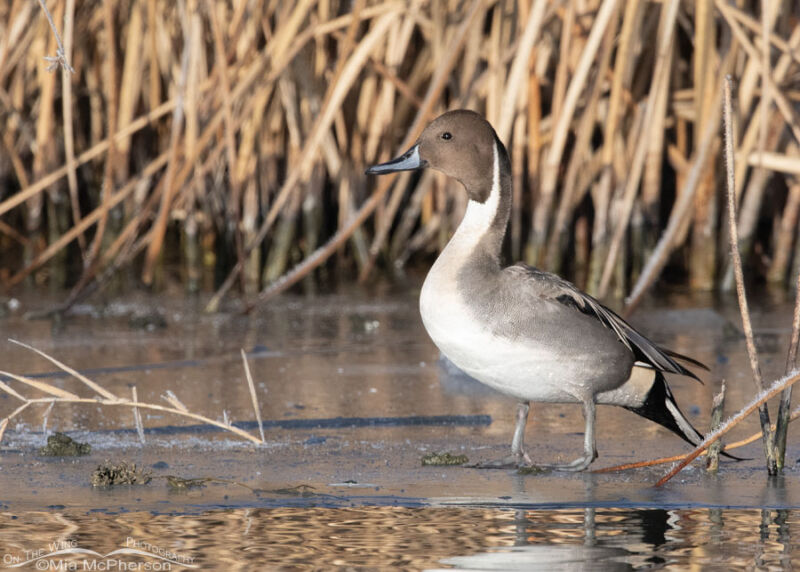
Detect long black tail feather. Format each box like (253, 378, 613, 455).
(623, 371, 745, 461)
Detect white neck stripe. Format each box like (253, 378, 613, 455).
(457, 139, 500, 238)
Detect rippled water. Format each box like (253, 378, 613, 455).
(1, 507, 797, 569)
(2, 285, 800, 568)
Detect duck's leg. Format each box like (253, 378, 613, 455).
(543, 400, 598, 472)
(472, 401, 532, 468)
(510, 401, 533, 464)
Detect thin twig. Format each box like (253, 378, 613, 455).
(41, 401, 55, 435)
(35, 0, 74, 72)
(722, 75, 776, 473)
(132, 386, 145, 444)
(706, 380, 726, 472)
(8, 339, 119, 401)
(594, 405, 800, 474)
(0, 343, 266, 445)
(241, 349, 265, 443)
(774, 269, 800, 469)
(656, 370, 800, 487)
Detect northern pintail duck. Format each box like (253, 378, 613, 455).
(367, 110, 715, 471)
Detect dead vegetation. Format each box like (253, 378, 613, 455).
(0, 1, 798, 310)
(0, 339, 267, 446)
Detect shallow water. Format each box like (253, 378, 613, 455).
(2, 284, 800, 569)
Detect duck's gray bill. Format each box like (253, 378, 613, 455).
(365, 145, 426, 175)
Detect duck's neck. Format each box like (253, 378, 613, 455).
(440, 137, 512, 272)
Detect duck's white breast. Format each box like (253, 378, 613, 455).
(420, 268, 596, 403)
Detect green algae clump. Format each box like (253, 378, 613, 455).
(38, 433, 91, 457)
(421, 452, 469, 466)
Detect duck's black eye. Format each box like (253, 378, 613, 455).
(441, 132, 452, 140)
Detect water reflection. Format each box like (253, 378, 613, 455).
(1, 507, 799, 569)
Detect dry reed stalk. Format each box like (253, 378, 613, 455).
(510, 93, 526, 262)
(656, 369, 800, 486)
(132, 385, 145, 444)
(241, 349, 265, 443)
(146, 0, 159, 109)
(35, 0, 70, 284)
(10, 339, 118, 400)
(525, 60, 542, 258)
(725, 111, 788, 287)
(1, 4, 38, 87)
(60, 0, 83, 254)
(768, 180, 800, 284)
(596, 0, 678, 298)
(550, 1, 574, 128)
(0, 341, 268, 445)
(624, 68, 726, 313)
(5, 0, 383, 222)
(206, 0, 241, 240)
(722, 75, 776, 473)
(357, 8, 419, 281)
(640, 7, 673, 259)
(759, 0, 771, 159)
(5, 1, 800, 304)
(0, 99, 174, 218)
(748, 151, 800, 175)
(706, 380, 726, 472)
(207, 9, 400, 310)
(0, 369, 79, 399)
(546, 11, 616, 272)
(774, 263, 800, 470)
(736, 1, 778, 114)
(533, 0, 619, 266)
(601, 0, 640, 166)
(29, 0, 62, 248)
(717, 2, 800, 147)
(5, 151, 170, 288)
(115, 1, 144, 186)
(720, 33, 796, 291)
(0, 0, 26, 81)
(0, 129, 30, 190)
(484, 0, 502, 126)
(592, 411, 798, 473)
(235, 0, 486, 310)
(687, 0, 718, 292)
(141, 7, 190, 285)
(83, 0, 119, 277)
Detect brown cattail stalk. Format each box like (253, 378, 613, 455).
(722, 75, 776, 473)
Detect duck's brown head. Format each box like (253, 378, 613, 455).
(366, 110, 500, 203)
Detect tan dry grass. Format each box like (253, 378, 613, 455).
(0, 339, 267, 446)
(0, 1, 798, 306)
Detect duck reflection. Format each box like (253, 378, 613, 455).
(431, 509, 674, 571)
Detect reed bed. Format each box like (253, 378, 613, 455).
(0, 0, 799, 309)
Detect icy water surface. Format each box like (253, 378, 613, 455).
(2, 284, 800, 569)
